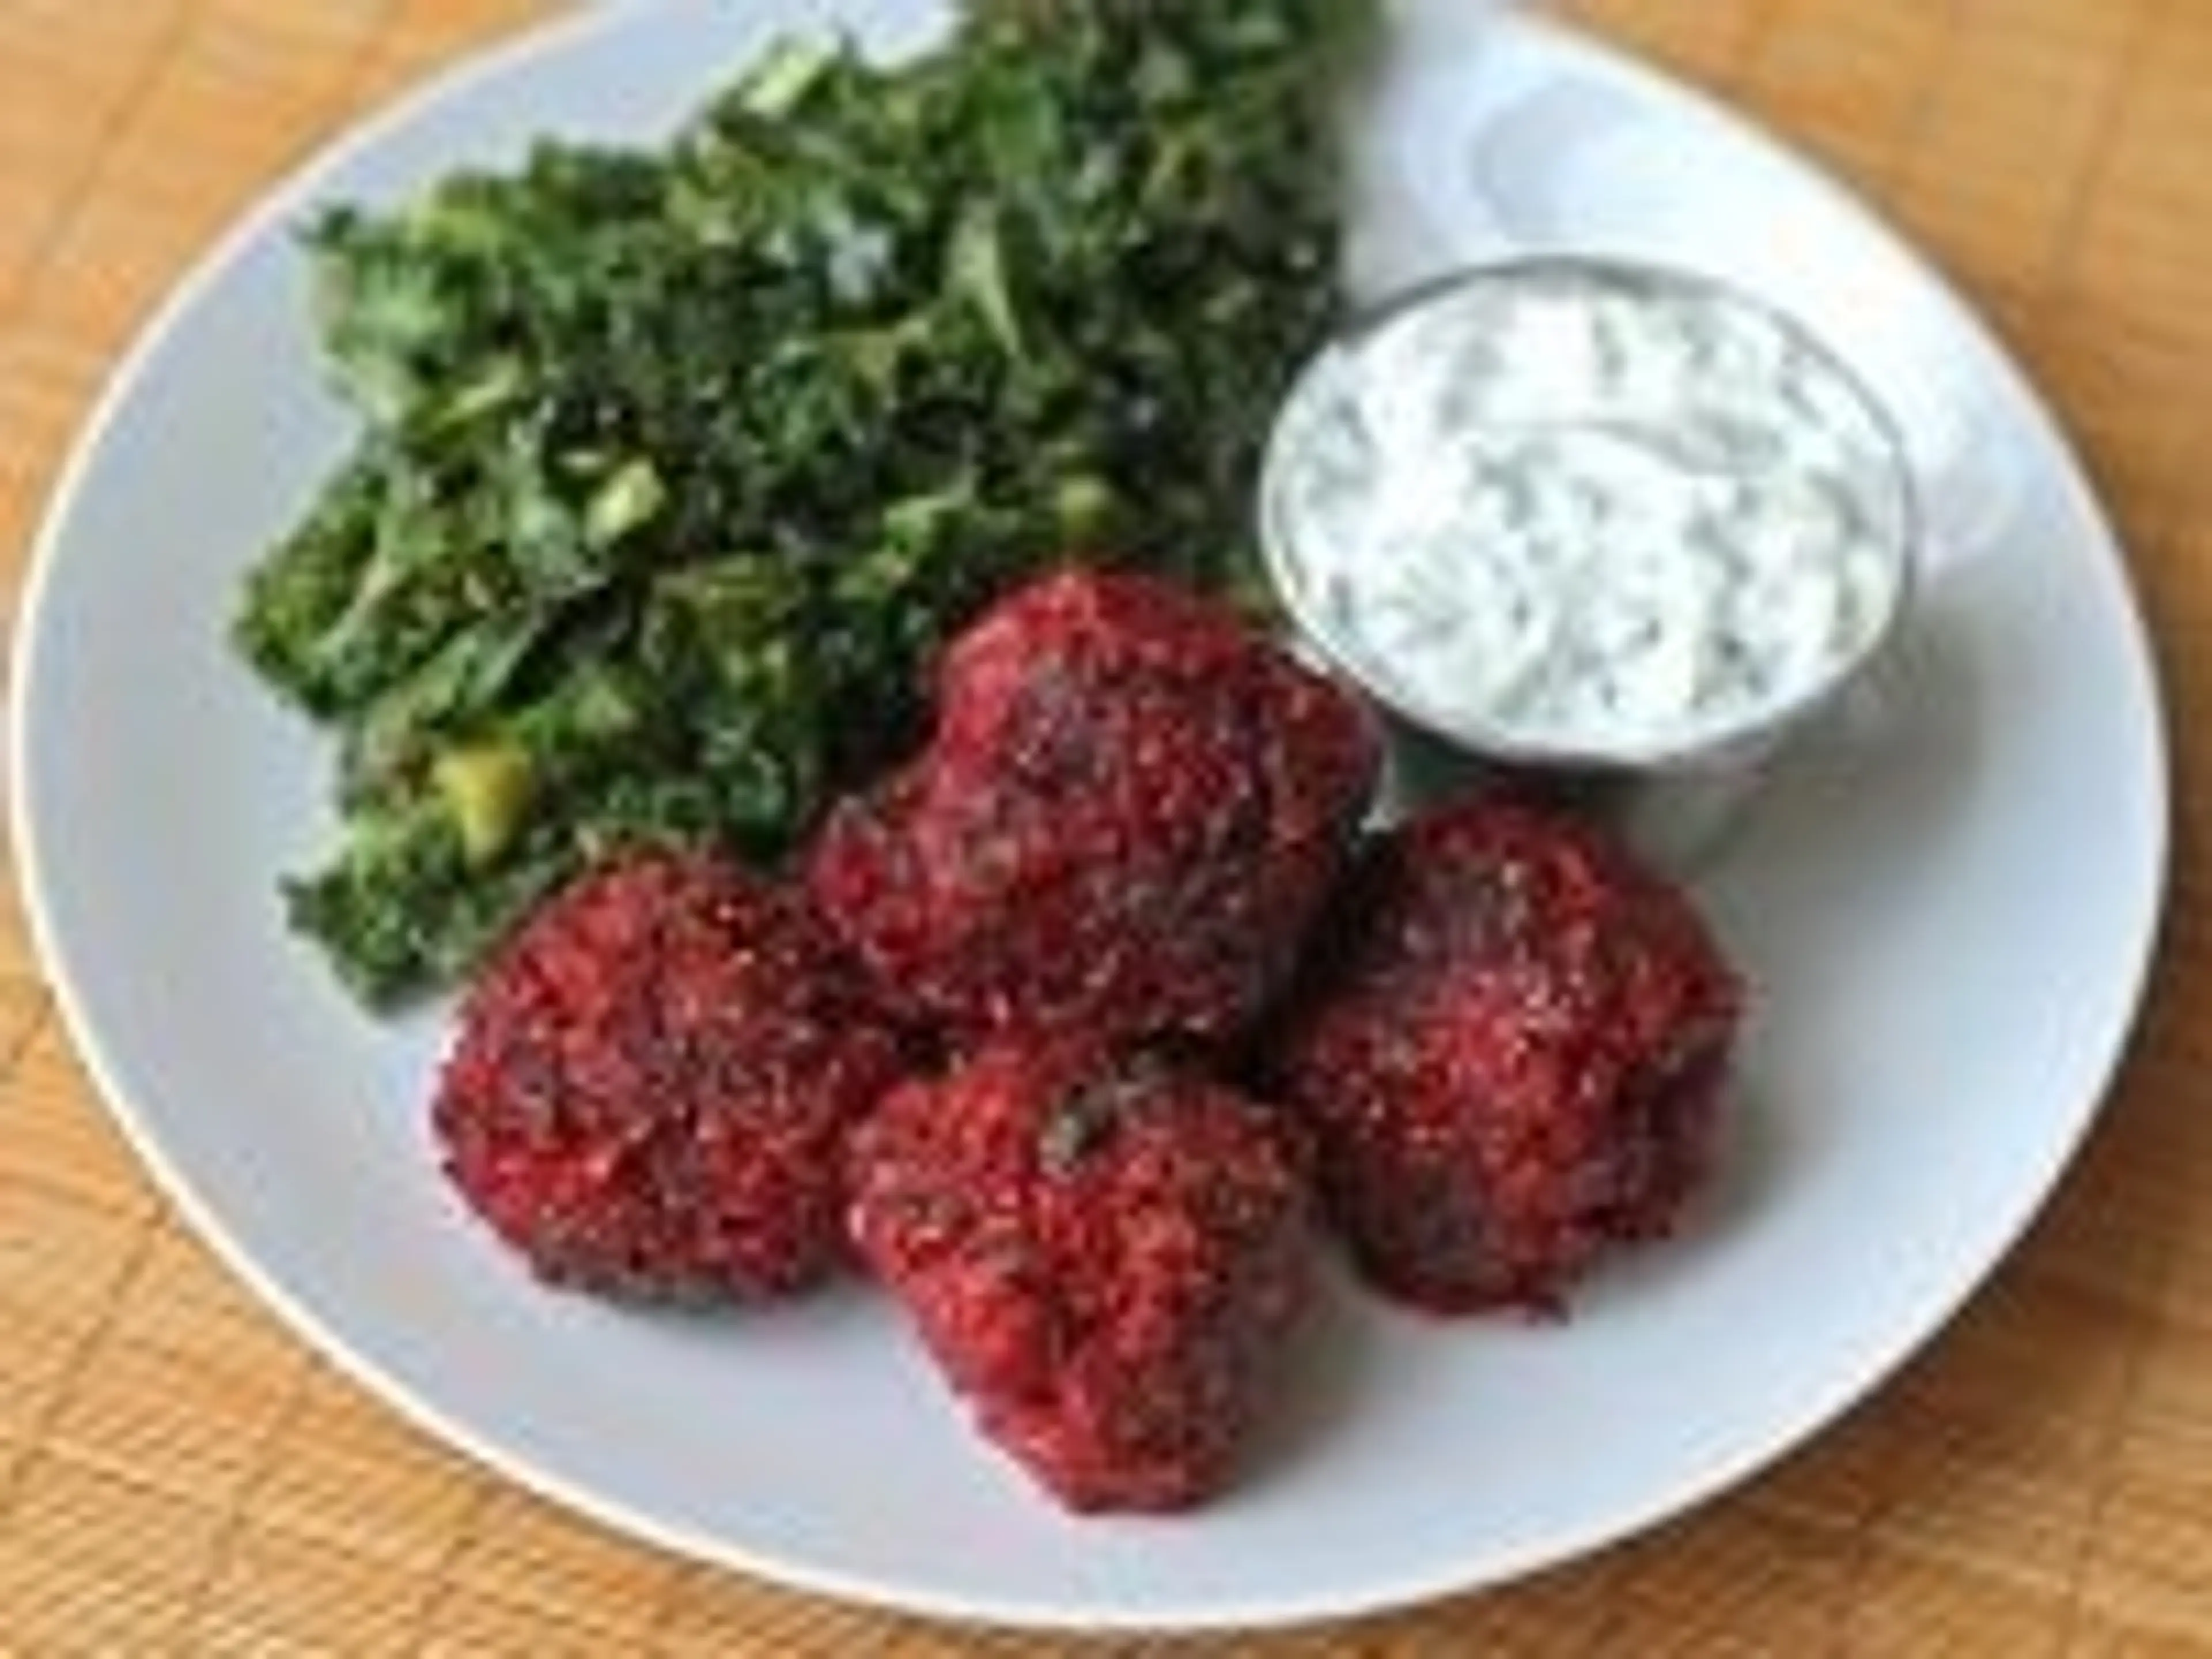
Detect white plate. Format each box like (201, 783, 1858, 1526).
(8, 0, 2168, 1631)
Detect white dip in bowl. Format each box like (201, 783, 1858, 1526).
(1261, 257, 1914, 783)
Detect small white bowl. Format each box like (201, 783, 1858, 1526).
(1259, 253, 1919, 863)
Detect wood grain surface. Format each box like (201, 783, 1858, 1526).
(3, 1, 2209, 1652)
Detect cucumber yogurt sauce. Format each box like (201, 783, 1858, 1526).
(1262, 262, 1913, 764)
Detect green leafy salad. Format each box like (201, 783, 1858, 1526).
(234, 0, 1373, 1007)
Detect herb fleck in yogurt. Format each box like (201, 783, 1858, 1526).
(1264, 264, 1911, 758)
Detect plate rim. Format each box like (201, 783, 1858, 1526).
(6, 0, 2172, 1632)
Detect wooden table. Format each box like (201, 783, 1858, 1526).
(2, 1, 2207, 1651)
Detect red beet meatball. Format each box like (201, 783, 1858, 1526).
(849, 1036, 1313, 1512)
(1271, 798, 1744, 1314)
(435, 850, 904, 1301)
(808, 567, 1377, 1046)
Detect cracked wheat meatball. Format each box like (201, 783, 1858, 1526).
(1271, 798, 1744, 1315)
(807, 567, 1378, 1047)
(434, 850, 905, 1301)
(848, 1035, 1313, 1512)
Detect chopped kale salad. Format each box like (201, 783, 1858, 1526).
(234, 0, 1372, 1006)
